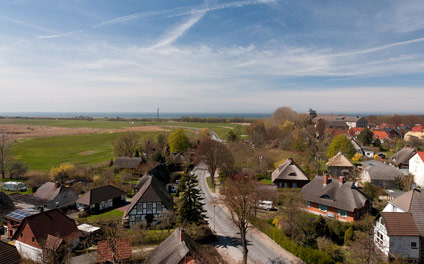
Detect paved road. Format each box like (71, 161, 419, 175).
(194, 164, 300, 264)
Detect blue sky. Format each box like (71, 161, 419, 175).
(1, 0, 424, 113)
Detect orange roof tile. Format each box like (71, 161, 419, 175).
(373, 131, 389, 140)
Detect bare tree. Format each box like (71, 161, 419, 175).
(114, 132, 140, 157)
(0, 131, 11, 179)
(222, 173, 259, 264)
(100, 221, 126, 264)
(196, 139, 233, 187)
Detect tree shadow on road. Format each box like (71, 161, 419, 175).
(210, 235, 253, 249)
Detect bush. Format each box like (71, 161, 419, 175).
(251, 218, 335, 264)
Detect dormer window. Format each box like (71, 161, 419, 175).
(288, 173, 296, 176)
(321, 194, 332, 199)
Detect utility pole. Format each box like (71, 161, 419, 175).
(213, 204, 216, 232)
(157, 108, 159, 119)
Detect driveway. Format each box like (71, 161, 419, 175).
(193, 164, 303, 264)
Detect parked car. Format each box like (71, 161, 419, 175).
(3, 181, 27, 192)
(257, 200, 274, 210)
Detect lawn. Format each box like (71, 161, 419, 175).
(11, 132, 157, 172)
(78, 209, 124, 223)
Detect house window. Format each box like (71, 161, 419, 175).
(338, 209, 348, 218)
(20, 233, 23, 238)
(32, 237, 35, 242)
(356, 211, 359, 218)
(318, 204, 327, 212)
(307, 201, 310, 208)
(146, 203, 153, 214)
(156, 202, 163, 213)
(411, 242, 418, 249)
(292, 183, 297, 188)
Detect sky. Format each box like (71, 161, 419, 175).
(1, 0, 424, 114)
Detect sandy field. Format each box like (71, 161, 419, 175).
(0, 124, 168, 140)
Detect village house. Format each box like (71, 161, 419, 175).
(389, 146, 416, 170)
(409, 152, 424, 188)
(271, 158, 309, 188)
(375, 189, 424, 261)
(404, 131, 424, 142)
(12, 209, 81, 263)
(134, 165, 170, 194)
(32, 182, 78, 210)
(412, 125, 424, 132)
(76, 185, 126, 213)
(313, 115, 368, 129)
(146, 228, 200, 264)
(113, 157, 145, 175)
(382, 128, 402, 139)
(326, 152, 355, 179)
(301, 175, 371, 222)
(5, 208, 39, 239)
(361, 164, 404, 189)
(348, 127, 364, 137)
(123, 175, 173, 227)
(0, 240, 21, 264)
(373, 130, 390, 143)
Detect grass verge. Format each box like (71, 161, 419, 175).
(206, 176, 215, 193)
(78, 209, 124, 224)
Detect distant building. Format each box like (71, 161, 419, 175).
(301, 175, 371, 222)
(123, 175, 173, 227)
(76, 185, 126, 213)
(271, 158, 309, 188)
(0, 191, 15, 217)
(409, 152, 424, 187)
(361, 164, 404, 189)
(313, 115, 368, 129)
(326, 152, 355, 179)
(12, 209, 81, 263)
(134, 165, 170, 194)
(389, 146, 416, 170)
(32, 182, 78, 210)
(113, 157, 145, 175)
(372, 130, 389, 143)
(404, 131, 424, 142)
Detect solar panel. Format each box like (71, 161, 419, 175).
(6, 209, 38, 220)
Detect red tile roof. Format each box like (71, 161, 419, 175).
(372, 131, 389, 140)
(97, 239, 132, 262)
(348, 127, 364, 135)
(417, 152, 424, 163)
(412, 125, 424, 132)
(12, 209, 81, 248)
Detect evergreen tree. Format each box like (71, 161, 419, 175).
(358, 128, 373, 145)
(177, 172, 207, 225)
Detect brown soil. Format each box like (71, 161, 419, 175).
(0, 124, 168, 140)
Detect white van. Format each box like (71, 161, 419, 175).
(257, 200, 274, 210)
(3, 181, 27, 192)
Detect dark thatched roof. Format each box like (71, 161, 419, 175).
(0, 191, 15, 217)
(301, 176, 370, 212)
(113, 157, 144, 169)
(389, 147, 416, 167)
(76, 185, 126, 206)
(366, 164, 404, 181)
(271, 159, 309, 183)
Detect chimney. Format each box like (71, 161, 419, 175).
(288, 157, 293, 163)
(323, 175, 328, 186)
(180, 229, 185, 242)
(54, 181, 61, 188)
(404, 144, 410, 149)
(339, 176, 345, 184)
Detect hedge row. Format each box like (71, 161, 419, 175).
(252, 218, 335, 264)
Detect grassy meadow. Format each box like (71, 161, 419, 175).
(4, 118, 243, 172)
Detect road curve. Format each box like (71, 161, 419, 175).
(193, 164, 302, 264)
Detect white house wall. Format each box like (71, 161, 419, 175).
(383, 203, 406, 213)
(15, 240, 43, 263)
(409, 154, 424, 187)
(374, 220, 390, 256)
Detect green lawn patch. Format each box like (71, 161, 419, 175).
(260, 178, 272, 185)
(79, 209, 124, 223)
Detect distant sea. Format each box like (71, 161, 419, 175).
(0, 112, 271, 119)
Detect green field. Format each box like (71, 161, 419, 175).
(10, 133, 120, 172)
(4, 118, 243, 172)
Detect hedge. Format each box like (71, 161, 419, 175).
(252, 218, 335, 264)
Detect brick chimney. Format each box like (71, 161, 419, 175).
(339, 176, 345, 184)
(323, 175, 328, 186)
(180, 229, 185, 242)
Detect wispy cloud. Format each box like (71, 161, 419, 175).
(0, 14, 54, 33)
(93, 0, 278, 28)
(36, 30, 82, 39)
